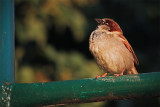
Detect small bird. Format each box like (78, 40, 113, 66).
(89, 18, 139, 78)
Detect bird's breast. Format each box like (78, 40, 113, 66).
(89, 31, 134, 73)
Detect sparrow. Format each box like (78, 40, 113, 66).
(89, 18, 139, 78)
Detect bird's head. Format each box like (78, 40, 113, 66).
(95, 18, 122, 33)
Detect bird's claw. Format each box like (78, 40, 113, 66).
(96, 73, 108, 80)
(96, 75, 101, 80)
(114, 72, 123, 77)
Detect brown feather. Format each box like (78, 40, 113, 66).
(118, 34, 139, 65)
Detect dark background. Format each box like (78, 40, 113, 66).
(15, 0, 160, 107)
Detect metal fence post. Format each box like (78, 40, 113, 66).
(0, 0, 15, 86)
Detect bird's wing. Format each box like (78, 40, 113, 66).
(119, 34, 139, 65)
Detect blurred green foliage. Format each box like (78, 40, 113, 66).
(15, 0, 102, 83)
(15, 0, 160, 107)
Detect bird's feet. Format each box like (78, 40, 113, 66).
(114, 69, 125, 77)
(96, 73, 108, 79)
(114, 72, 124, 77)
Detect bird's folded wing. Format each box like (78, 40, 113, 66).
(119, 35, 139, 65)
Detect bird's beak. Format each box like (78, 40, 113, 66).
(95, 19, 103, 24)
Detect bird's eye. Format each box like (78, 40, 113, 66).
(104, 22, 108, 25)
(106, 23, 109, 25)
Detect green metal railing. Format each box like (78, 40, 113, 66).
(1, 72, 160, 106)
(0, 0, 160, 107)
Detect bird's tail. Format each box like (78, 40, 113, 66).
(126, 66, 138, 74)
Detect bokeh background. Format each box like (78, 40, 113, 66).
(15, 0, 160, 107)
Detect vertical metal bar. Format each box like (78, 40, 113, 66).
(0, 0, 15, 86)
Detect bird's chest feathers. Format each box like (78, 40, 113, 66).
(91, 36, 119, 54)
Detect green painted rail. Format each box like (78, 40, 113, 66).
(1, 72, 160, 106)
